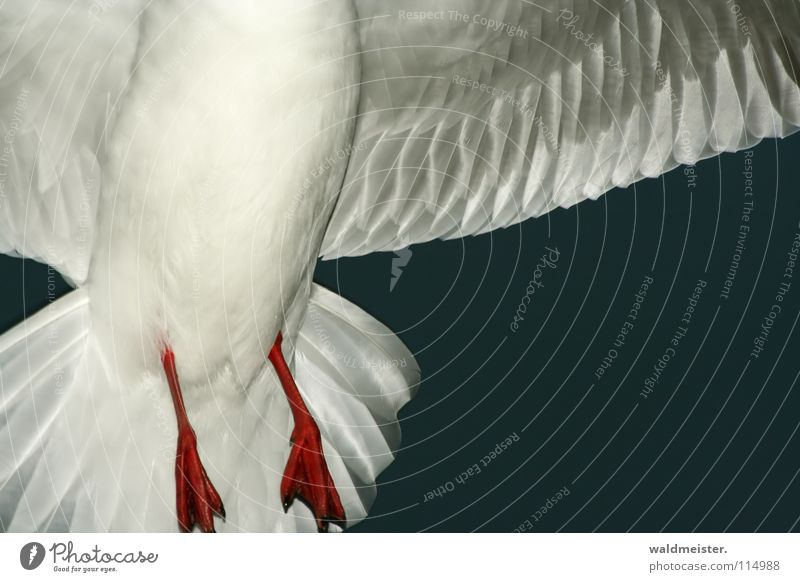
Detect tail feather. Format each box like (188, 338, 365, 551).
(295, 285, 420, 525)
(0, 284, 418, 532)
(0, 289, 90, 531)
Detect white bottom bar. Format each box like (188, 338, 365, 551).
(1, 533, 798, 581)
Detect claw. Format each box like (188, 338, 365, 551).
(280, 421, 346, 532)
(269, 332, 346, 532)
(162, 346, 225, 533)
(175, 428, 225, 533)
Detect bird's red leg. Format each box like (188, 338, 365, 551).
(161, 347, 225, 533)
(268, 332, 345, 532)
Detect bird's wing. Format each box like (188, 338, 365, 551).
(320, 0, 800, 259)
(0, 1, 141, 285)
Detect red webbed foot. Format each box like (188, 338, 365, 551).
(175, 427, 225, 533)
(268, 332, 346, 532)
(281, 418, 346, 532)
(162, 347, 225, 533)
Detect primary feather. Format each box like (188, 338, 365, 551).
(321, 0, 800, 258)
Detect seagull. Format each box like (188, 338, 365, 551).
(1, 0, 798, 533)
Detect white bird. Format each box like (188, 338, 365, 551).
(0, 0, 798, 532)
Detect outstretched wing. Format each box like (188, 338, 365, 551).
(320, 0, 800, 258)
(0, 0, 141, 285)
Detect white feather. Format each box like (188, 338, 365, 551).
(0, 0, 421, 532)
(0, 282, 419, 532)
(321, 0, 800, 258)
(5, 0, 800, 533)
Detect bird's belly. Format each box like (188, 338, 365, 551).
(90, 0, 360, 388)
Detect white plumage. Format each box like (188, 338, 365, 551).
(0, 0, 799, 532)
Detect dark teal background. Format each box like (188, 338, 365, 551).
(3, 134, 800, 532)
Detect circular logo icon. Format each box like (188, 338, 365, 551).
(19, 542, 46, 570)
